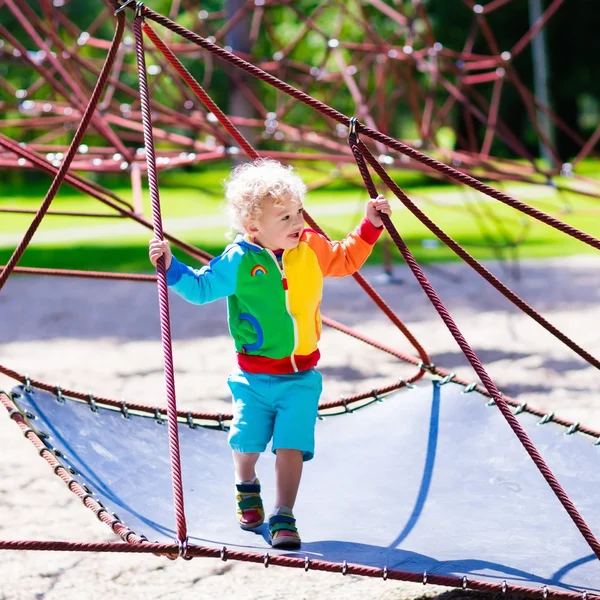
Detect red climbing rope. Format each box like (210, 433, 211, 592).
(350, 135, 600, 370)
(132, 11, 187, 546)
(0, 12, 126, 293)
(347, 135, 600, 562)
(135, 3, 600, 252)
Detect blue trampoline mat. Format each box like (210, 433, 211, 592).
(9, 381, 600, 594)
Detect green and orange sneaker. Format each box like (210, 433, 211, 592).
(268, 506, 301, 549)
(235, 479, 265, 530)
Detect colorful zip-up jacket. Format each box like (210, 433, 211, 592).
(166, 218, 382, 374)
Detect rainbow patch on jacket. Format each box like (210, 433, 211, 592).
(250, 264, 268, 276)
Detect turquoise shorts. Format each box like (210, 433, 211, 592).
(227, 367, 323, 461)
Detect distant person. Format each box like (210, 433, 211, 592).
(149, 158, 391, 549)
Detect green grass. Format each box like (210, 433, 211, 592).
(1, 162, 600, 273)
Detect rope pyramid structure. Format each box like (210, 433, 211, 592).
(1, 1, 600, 597)
(1, 0, 599, 195)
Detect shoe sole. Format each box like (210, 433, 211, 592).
(270, 535, 301, 549)
(239, 519, 264, 531)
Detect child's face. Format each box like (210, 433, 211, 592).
(250, 196, 304, 251)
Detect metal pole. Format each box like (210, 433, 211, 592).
(225, 0, 255, 161)
(527, 0, 555, 164)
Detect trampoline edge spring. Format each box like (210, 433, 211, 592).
(438, 372, 455, 386)
(514, 402, 527, 415)
(56, 384, 65, 404)
(538, 412, 554, 425)
(565, 422, 579, 435)
(340, 397, 352, 414)
(187, 411, 196, 429)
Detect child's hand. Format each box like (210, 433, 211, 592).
(366, 194, 392, 228)
(149, 238, 172, 270)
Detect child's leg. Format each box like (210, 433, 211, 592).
(233, 450, 260, 482)
(274, 448, 303, 509)
(227, 370, 275, 531)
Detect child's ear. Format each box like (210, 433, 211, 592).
(245, 221, 259, 235)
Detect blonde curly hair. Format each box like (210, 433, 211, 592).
(224, 158, 307, 232)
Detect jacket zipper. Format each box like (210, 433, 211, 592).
(265, 248, 298, 372)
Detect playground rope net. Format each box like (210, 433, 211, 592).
(1, 1, 600, 597)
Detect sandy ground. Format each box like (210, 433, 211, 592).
(1, 255, 599, 600)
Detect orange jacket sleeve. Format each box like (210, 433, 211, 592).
(305, 218, 383, 278)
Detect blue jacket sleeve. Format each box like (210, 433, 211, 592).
(165, 244, 243, 305)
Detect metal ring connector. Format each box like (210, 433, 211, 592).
(154, 407, 164, 424)
(542, 585, 549, 599)
(114, 0, 135, 15)
(462, 382, 477, 394)
(341, 560, 348, 575)
(177, 537, 190, 559)
(88, 392, 98, 413)
(538, 412, 554, 425)
(348, 117, 359, 139)
(304, 556, 310, 571)
(134, 1, 145, 19)
(263, 553, 270, 568)
(24, 376, 32, 393)
(217, 413, 225, 431)
(121, 400, 129, 419)
(382, 566, 388, 580)
(502, 580, 508, 594)
(56, 385, 65, 404)
(417, 361, 435, 373)
(341, 397, 352, 413)
(462, 576, 468, 590)
(220, 546, 228, 561)
(422, 571, 427, 585)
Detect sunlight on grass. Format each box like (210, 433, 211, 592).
(1, 161, 599, 274)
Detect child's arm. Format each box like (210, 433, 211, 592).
(307, 194, 392, 277)
(149, 239, 241, 304)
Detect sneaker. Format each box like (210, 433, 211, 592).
(235, 479, 265, 530)
(268, 506, 301, 549)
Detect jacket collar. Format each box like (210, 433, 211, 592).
(235, 233, 263, 252)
